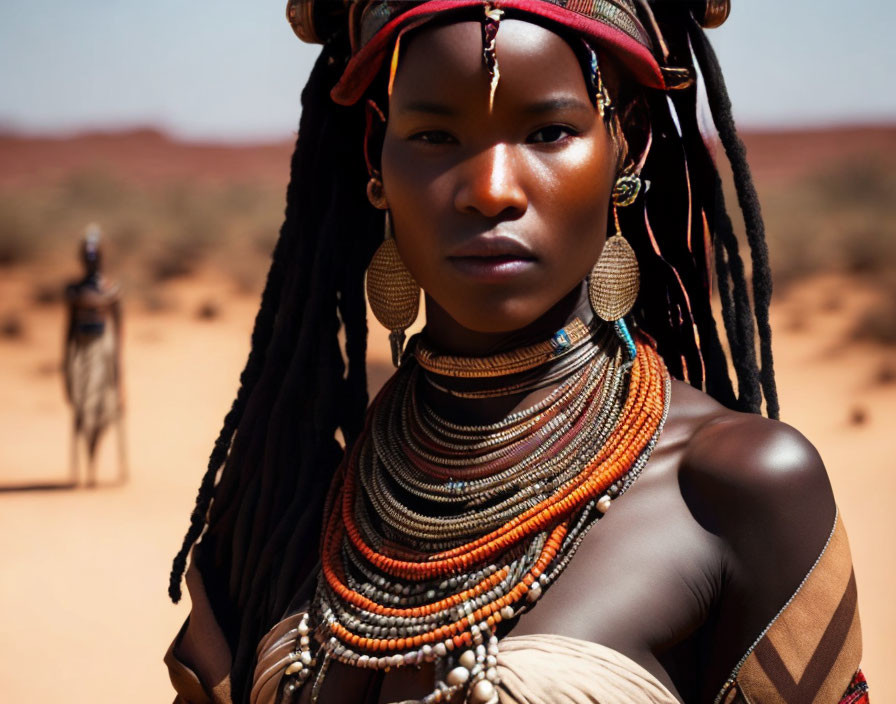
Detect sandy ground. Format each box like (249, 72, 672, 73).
(0, 268, 893, 702)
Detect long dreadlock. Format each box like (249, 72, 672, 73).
(169, 5, 778, 699)
(168, 37, 380, 695)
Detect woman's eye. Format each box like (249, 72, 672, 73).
(409, 130, 456, 145)
(528, 125, 578, 144)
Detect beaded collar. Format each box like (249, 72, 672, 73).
(413, 317, 600, 379)
(284, 332, 670, 704)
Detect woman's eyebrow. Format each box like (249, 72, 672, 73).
(523, 97, 593, 115)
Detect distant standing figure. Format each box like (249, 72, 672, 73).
(63, 225, 126, 487)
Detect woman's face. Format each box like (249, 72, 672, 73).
(381, 19, 617, 334)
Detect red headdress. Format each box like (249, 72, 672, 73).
(286, 0, 731, 103)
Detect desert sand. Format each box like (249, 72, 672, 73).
(0, 266, 893, 702)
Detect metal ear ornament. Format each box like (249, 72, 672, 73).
(366, 213, 420, 367)
(588, 231, 640, 324)
(589, 173, 643, 359)
(611, 173, 642, 208)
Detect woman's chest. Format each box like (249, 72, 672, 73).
(504, 448, 723, 699)
(514, 456, 720, 630)
(292, 457, 719, 704)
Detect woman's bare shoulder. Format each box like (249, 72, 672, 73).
(670, 380, 835, 534)
(671, 379, 837, 612)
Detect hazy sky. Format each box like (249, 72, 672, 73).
(0, 0, 893, 141)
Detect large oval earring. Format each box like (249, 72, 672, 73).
(589, 174, 642, 359)
(366, 211, 420, 368)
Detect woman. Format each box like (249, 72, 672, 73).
(64, 225, 125, 487)
(166, 2, 867, 702)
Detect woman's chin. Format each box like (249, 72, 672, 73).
(423, 283, 591, 342)
(433, 302, 555, 337)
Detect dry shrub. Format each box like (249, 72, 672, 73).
(853, 301, 896, 346)
(148, 242, 200, 282)
(1, 311, 24, 339)
(754, 152, 896, 287)
(196, 299, 220, 321)
(842, 230, 884, 275)
(873, 361, 896, 386)
(848, 406, 868, 426)
(812, 157, 895, 209)
(140, 289, 177, 313)
(851, 276, 896, 346)
(0, 163, 284, 294)
(32, 281, 64, 306)
(0, 197, 43, 266)
(59, 168, 127, 210)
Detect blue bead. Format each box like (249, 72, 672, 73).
(550, 329, 571, 353)
(615, 320, 637, 360)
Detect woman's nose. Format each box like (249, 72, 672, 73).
(454, 144, 527, 219)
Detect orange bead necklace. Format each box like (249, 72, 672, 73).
(298, 333, 669, 704)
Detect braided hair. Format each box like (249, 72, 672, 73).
(169, 5, 777, 699)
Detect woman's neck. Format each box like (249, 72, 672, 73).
(422, 282, 592, 357)
(417, 282, 603, 426)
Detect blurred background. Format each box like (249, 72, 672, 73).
(0, 1, 893, 701)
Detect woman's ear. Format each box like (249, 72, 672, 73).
(363, 99, 387, 178)
(364, 98, 390, 210)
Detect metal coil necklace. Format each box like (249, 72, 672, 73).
(284, 321, 670, 704)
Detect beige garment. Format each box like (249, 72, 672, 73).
(496, 634, 679, 704)
(248, 628, 679, 704)
(171, 604, 679, 704)
(67, 324, 119, 439)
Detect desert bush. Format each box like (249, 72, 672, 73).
(0, 311, 24, 339)
(812, 157, 896, 210)
(147, 239, 202, 281)
(757, 155, 896, 286)
(851, 276, 896, 346)
(853, 300, 896, 346)
(32, 281, 64, 305)
(59, 168, 128, 211)
(874, 361, 896, 386)
(0, 197, 43, 266)
(138, 288, 177, 313)
(195, 299, 221, 320)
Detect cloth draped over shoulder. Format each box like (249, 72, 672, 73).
(165, 511, 867, 704)
(714, 512, 866, 704)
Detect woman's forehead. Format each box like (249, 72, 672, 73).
(391, 19, 590, 107)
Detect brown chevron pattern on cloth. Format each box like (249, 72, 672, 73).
(715, 511, 865, 704)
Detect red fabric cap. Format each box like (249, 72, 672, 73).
(331, 0, 666, 105)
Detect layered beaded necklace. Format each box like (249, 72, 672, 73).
(285, 320, 670, 704)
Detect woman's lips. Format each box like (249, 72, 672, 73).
(447, 234, 537, 281)
(448, 234, 534, 259)
(448, 255, 537, 281)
